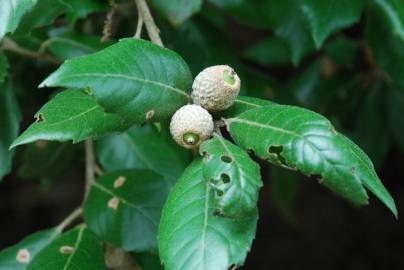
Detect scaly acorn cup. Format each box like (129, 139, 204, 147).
(192, 65, 241, 111)
(170, 104, 214, 149)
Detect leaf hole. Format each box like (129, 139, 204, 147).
(216, 189, 224, 197)
(213, 209, 225, 217)
(35, 113, 45, 123)
(221, 155, 232, 163)
(268, 145, 287, 166)
(221, 173, 231, 183)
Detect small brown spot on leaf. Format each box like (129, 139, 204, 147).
(113, 176, 126, 188)
(35, 113, 45, 123)
(59, 246, 74, 254)
(16, 249, 30, 264)
(146, 110, 154, 120)
(35, 140, 48, 148)
(108, 197, 120, 210)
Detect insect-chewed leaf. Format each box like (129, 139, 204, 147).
(40, 38, 192, 125)
(226, 105, 397, 217)
(84, 169, 167, 252)
(27, 226, 105, 270)
(0, 228, 58, 270)
(159, 159, 258, 270)
(200, 135, 262, 217)
(10, 89, 127, 148)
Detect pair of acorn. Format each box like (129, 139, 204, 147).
(170, 65, 240, 149)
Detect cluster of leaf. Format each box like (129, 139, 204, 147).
(0, 0, 402, 269)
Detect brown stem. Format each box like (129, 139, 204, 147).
(55, 207, 83, 233)
(134, 11, 144, 39)
(84, 139, 96, 200)
(133, 0, 163, 47)
(1, 37, 61, 64)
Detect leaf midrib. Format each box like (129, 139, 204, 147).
(46, 73, 189, 97)
(63, 226, 85, 270)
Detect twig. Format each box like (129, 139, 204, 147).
(1, 37, 61, 64)
(55, 207, 83, 233)
(133, 0, 163, 47)
(95, 164, 104, 176)
(134, 11, 144, 39)
(102, 0, 118, 42)
(84, 139, 96, 199)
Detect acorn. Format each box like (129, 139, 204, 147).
(169, 104, 214, 149)
(191, 65, 241, 111)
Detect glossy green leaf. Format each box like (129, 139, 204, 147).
(96, 124, 190, 184)
(19, 141, 77, 179)
(0, 228, 58, 270)
(222, 96, 274, 118)
(84, 169, 167, 252)
(301, 0, 365, 48)
(0, 83, 22, 180)
(226, 105, 397, 216)
(152, 0, 202, 26)
(27, 226, 106, 270)
(0, 52, 8, 84)
(373, 0, 404, 42)
(15, 0, 68, 35)
(45, 31, 110, 60)
(159, 159, 258, 270)
(0, 0, 38, 39)
(40, 38, 192, 125)
(200, 135, 262, 217)
(11, 90, 126, 148)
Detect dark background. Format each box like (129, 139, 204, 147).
(1, 2, 404, 269)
